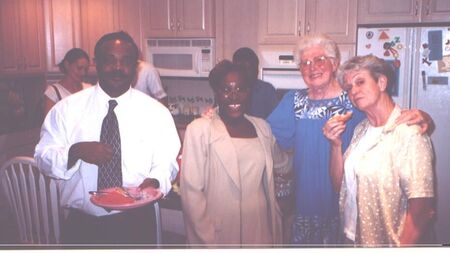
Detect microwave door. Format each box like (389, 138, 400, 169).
(150, 51, 199, 77)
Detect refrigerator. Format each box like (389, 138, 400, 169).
(357, 25, 450, 245)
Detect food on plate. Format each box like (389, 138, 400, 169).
(94, 188, 135, 205)
(332, 111, 353, 123)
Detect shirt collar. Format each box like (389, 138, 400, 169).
(94, 82, 133, 108)
(382, 104, 402, 134)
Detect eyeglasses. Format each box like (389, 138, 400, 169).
(299, 55, 333, 69)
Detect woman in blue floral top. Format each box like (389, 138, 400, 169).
(267, 33, 432, 245)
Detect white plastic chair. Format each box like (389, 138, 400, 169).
(0, 156, 60, 244)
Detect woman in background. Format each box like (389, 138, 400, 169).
(323, 55, 435, 246)
(43, 48, 92, 115)
(180, 60, 286, 245)
(267, 33, 432, 244)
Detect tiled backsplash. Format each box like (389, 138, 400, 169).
(163, 77, 215, 117)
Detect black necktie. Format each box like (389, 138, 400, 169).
(97, 100, 122, 190)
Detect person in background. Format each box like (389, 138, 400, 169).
(180, 60, 287, 245)
(43, 48, 92, 115)
(34, 31, 180, 244)
(267, 33, 433, 245)
(133, 59, 168, 107)
(323, 55, 435, 246)
(232, 47, 279, 119)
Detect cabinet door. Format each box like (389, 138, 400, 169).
(421, 0, 450, 22)
(0, 0, 45, 74)
(142, 0, 177, 38)
(80, 0, 116, 71)
(176, 0, 214, 37)
(0, 0, 21, 74)
(358, 0, 419, 24)
(215, 0, 259, 62)
(19, 0, 46, 73)
(44, 0, 82, 72)
(258, 0, 305, 44)
(115, 0, 143, 50)
(306, 0, 357, 43)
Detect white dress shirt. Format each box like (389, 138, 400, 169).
(134, 61, 167, 100)
(35, 84, 180, 216)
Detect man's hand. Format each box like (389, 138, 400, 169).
(68, 142, 113, 169)
(138, 178, 160, 190)
(396, 109, 434, 135)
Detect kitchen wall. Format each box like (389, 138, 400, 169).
(0, 76, 45, 135)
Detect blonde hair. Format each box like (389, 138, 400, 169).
(337, 54, 396, 93)
(294, 33, 341, 65)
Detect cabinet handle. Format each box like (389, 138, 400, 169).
(298, 21, 302, 36)
(415, 0, 419, 16)
(425, 0, 430, 16)
(177, 20, 182, 31)
(170, 18, 175, 31)
(306, 22, 311, 34)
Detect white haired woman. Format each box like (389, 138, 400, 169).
(267, 33, 433, 245)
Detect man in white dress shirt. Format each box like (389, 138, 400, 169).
(133, 60, 168, 107)
(34, 31, 180, 244)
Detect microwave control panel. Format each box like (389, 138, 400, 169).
(201, 49, 212, 73)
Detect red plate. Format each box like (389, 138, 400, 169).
(90, 187, 162, 210)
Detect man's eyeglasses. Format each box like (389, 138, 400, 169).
(299, 55, 333, 69)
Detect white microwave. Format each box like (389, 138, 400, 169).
(146, 38, 215, 77)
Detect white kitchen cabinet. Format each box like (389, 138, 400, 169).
(422, 0, 450, 22)
(258, 0, 357, 45)
(214, 0, 259, 62)
(116, 0, 143, 49)
(142, 0, 214, 38)
(43, 0, 82, 73)
(358, 0, 450, 24)
(45, 0, 144, 73)
(0, 0, 46, 75)
(79, 0, 144, 72)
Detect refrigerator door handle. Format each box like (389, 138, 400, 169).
(421, 70, 427, 91)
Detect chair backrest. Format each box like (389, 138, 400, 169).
(0, 156, 60, 244)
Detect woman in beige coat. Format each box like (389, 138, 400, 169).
(180, 60, 285, 246)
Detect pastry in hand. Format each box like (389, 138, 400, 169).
(332, 111, 353, 123)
